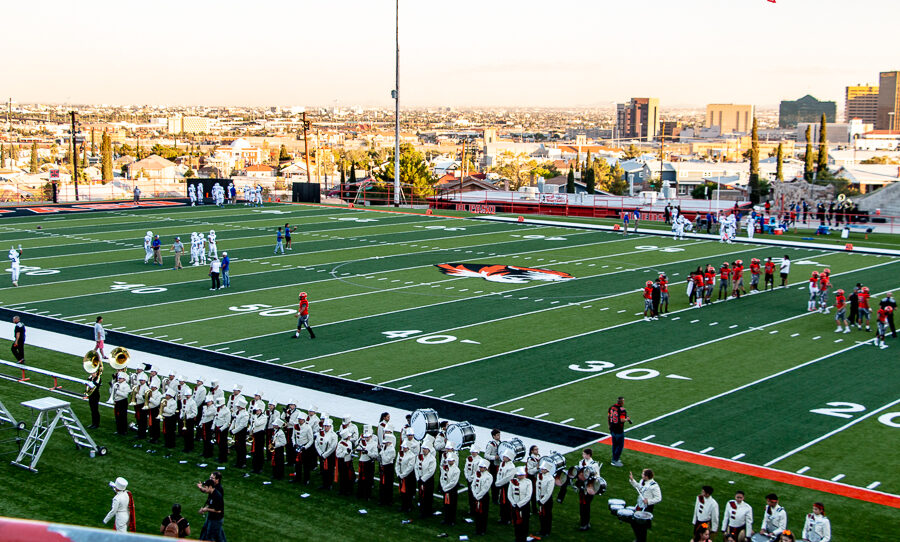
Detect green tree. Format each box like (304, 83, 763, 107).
(566, 167, 575, 193)
(29, 142, 39, 174)
(817, 113, 828, 175)
(374, 144, 436, 197)
(340, 167, 346, 186)
(349, 163, 356, 184)
(622, 144, 642, 160)
(278, 145, 290, 161)
(776, 143, 784, 181)
(491, 151, 537, 190)
(748, 118, 760, 204)
(101, 131, 113, 182)
(8, 144, 16, 160)
(691, 182, 715, 200)
(184, 168, 195, 178)
(602, 163, 628, 195)
(803, 126, 814, 181)
(81, 144, 87, 172)
(90, 128, 96, 155)
(584, 165, 595, 194)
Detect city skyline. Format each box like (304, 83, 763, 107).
(5, 0, 898, 108)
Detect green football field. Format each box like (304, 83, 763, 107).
(1, 202, 898, 504)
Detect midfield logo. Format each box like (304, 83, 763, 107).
(435, 263, 575, 284)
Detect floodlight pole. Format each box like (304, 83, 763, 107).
(70, 111, 79, 201)
(392, 0, 400, 207)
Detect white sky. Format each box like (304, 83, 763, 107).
(5, 0, 898, 108)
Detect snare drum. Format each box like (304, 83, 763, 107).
(540, 452, 566, 476)
(632, 510, 653, 526)
(750, 534, 772, 542)
(497, 437, 526, 460)
(446, 421, 476, 449)
(608, 498, 626, 509)
(616, 507, 635, 522)
(409, 409, 439, 441)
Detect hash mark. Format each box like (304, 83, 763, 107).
(670, 440, 684, 447)
(791, 333, 800, 337)
(731, 453, 746, 460)
(510, 408, 524, 413)
(397, 384, 411, 390)
(867, 481, 881, 489)
(419, 388, 433, 394)
(440, 393, 455, 399)
(534, 412, 549, 419)
(699, 447, 715, 454)
(729, 324, 738, 329)
(796, 466, 810, 474)
(812, 336, 821, 340)
(462, 398, 478, 403)
(338, 372, 352, 377)
(300, 364, 315, 370)
(560, 418, 574, 424)
(641, 434, 655, 441)
(831, 474, 845, 482)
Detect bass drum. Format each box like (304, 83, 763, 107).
(410, 409, 440, 441)
(497, 437, 526, 461)
(586, 475, 607, 496)
(446, 421, 476, 450)
(540, 452, 566, 481)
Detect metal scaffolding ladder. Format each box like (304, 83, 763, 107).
(0, 398, 26, 456)
(0, 398, 25, 431)
(11, 397, 107, 472)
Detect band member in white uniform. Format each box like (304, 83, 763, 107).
(464, 445, 482, 515)
(250, 404, 267, 474)
(440, 452, 460, 526)
(180, 388, 197, 453)
(495, 448, 516, 525)
(535, 460, 555, 537)
(509, 467, 533, 542)
(802, 502, 831, 542)
(229, 397, 249, 469)
(525, 445, 540, 513)
(271, 419, 287, 480)
(315, 418, 337, 490)
(396, 441, 416, 513)
(357, 425, 378, 500)
(199, 396, 216, 458)
(403, 427, 420, 456)
(227, 385, 243, 416)
(415, 443, 437, 518)
(692, 485, 719, 535)
(103, 477, 133, 533)
(472, 458, 493, 535)
(109, 372, 130, 435)
(629, 468, 662, 542)
(336, 428, 355, 496)
(722, 490, 753, 541)
(576, 448, 601, 530)
(485, 429, 502, 503)
(291, 416, 313, 484)
(161, 389, 178, 449)
(143, 383, 162, 443)
(378, 425, 397, 506)
(213, 397, 231, 463)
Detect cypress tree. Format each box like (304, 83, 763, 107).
(82, 144, 87, 171)
(804, 126, 814, 181)
(1, 144, 5, 168)
(585, 166, 595, 194)
(30, 142, 39, 174)
(102, 131, 113, 181)
(91, 128, 96, 154)
(566, 166, 575, 193)
(8, 144, 16, 161)
(776, 143, 784, 181)
(340, 166, 346, 186)
(349, 162, 356, 184)
(748, 117, 760, 203)
(817, 113, 828, 175)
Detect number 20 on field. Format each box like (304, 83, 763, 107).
(810, 401, 900, 428)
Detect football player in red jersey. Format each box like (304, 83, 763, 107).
(763, 257, 776, 291)
(730, 260, 744, 299)
(807, 271, 820, 312)
(692, 270, 704, 308)
(293, 292, 316, 339)
(717, 261, 731, 301)
(817, 269, 831, 313)
(858, 286, 872, 331)
(703, 266, 716, 305)
(748, 258, 761, 292)
(875, 306, 892, 349)
(834, 289, 851, 334)
(642, 280, 654, 320)
(658, 273, 669, 314)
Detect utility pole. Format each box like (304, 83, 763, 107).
(302, 111, 312, 184)
(70, 111, 79, 201)
(392, 0, 400, 206)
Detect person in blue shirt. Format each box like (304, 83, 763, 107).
(274, 228, 284, 254)
(221, 252, 230, 288)
(151, 235, 163, 265)
(230, 184, 236, 205)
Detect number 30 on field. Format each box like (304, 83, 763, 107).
(810, 401, 900, 428)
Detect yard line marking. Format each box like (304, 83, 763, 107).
(247, 354, 263, 359)
(812, 336, 821, 340)
(214, 347, 230, 352)
(731, 453, 746, 460)
(670, 440, 684, 448)
(765, 397, 900, 467)
(867, 481, 881, 489)
(560, 418, 575, 424)
(440, 393, 455, 399)
(831, 474, 846, 482)
(184, 341, 198, 345)
(728, 324, 737, 328)
(419, 388, 433, 394)
(319, 368, 333, 373)
(709, 322, 718, 326)
(231, 350, 245, 355)
(628, 340, 877, 433)
(791, 333, 800, 337)
(510, 408, 524, 413)
(338, 372, 352, 377)
(265, 358, 280, 362)
(587, 423, 601, 430)
(462, 398, 478, 404)
(534, 412, 549, 419)
(769, 330, 778, 334)
(300, 365, 315, 370)
(358, 377, 372, 382)
(699, 447, 715, 454)
(641, 434, 656, 441)
(397, 384, 411, 390)
(796, 466, 811, 474)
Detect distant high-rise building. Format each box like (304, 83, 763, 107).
(616, 98, 659, 141)
(876, 71, 900, 131)
(778, 95, 836, 128)
(845, 84, 879, 124)
(167, 116, 213, 134)
(706, 104, 754, 134)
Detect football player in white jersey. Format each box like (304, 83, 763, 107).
(188, 184, 196, 206)
(8, 245, 22, 287)
(143, 231, 153, 263)
(207, 230, 218, 260)
(198, 234, 208, 265)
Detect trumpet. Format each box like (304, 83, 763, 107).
(110, 346, 130, 370)
(128, 384, 141, 406)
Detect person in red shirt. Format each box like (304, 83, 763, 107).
(834, 289, 851, 334)
(691, 270, 704, 308)
(875, 306, 892, 349)
(858, 286, 872, 332)
(658, 273, 669, 314)
(717, 262, 731, 301)
(817, 269, 831, 313)
(807, 271, 820, 312)
(749, 258, 761, 292)
(703, 266, 715, 305)
(293, 292, 316, 339)
(730, 260, 744, 298)
(764, 257, 776, 291)
(642, 280, 654, 320)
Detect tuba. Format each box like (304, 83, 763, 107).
(83, 350, 102, 374)
(110, 347, 130, 370)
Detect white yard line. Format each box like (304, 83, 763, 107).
(763, 397, 900, 467)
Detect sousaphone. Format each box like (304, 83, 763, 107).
(110, 346, 130, 370)
(83, 350, 102, 374)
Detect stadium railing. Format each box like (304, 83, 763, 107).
(0, 360, 90, 393)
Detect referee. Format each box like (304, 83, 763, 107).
(11, 315, 25, 364)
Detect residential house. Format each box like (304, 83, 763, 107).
(245, 164, 276, 178)
(126, 155, 177, 180)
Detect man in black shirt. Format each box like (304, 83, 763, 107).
(848, 284, 861, 329)
(198, 480, 225, 541)
(880, 292, 897, 338)
(11, 315, 25, 364)
(608, 397, 632, 467)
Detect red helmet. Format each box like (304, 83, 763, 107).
(835, 289, 844, 296)
(723, 261, 730, 267)
(811, 271, 819, 277)
(736, 259, 743, 266)
(823, 268, 831, 275)
(299, 292, 308, 298)
(659, 273, 667, 279)
(751, 258, 760, 264)
(862, 286, 870, 294)
(887, 306, 894, 313)
(646, 280, 653, 287)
